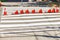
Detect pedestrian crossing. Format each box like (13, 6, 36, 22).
(0, 13, 60, 40)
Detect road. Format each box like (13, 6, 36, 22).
(0, 13, 60, 40)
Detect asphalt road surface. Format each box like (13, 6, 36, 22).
(0, 13, 60, 40)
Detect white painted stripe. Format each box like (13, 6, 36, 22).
(1, 18, 60, 22)
(0, 22, 60, 27)
(1, 16, 57, 19)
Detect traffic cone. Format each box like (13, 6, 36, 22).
(20, 10, 24, 14)
(4, 11, 7, 15)
(51, 9, 55, 13)
(47, 9, 51, 13)
(55, 9, 59, 13)
(25, 9, 29, 14)
(14, 10, 18, 15)
(38, 9, 43, 13)
(32, 9, 35, 14)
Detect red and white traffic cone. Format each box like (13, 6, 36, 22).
(32, 9, 35, 14)
(38, 9, 43, 13)
(14, 10, 19, 15)
(47, 9, 51, 13)
(55, 9, 59, 13)
(25, 9, 29, 14)
(51, 9, 55, 13)
(20, 10, 24, 14)
(3, 11, 7, 16)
